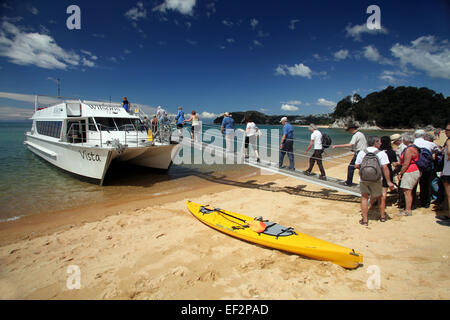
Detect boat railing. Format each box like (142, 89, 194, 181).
(64, 121, 176, 147)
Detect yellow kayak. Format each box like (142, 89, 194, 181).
(186, 201, 363, 269)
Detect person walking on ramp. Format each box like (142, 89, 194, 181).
(279, 117, 295, 170)
(304, 123, 326, 180)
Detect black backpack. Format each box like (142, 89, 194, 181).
(321, 133, 332, 149)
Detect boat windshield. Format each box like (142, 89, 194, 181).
(93, 117, 146, 132)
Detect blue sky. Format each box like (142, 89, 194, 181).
(0, 0, 449, 120)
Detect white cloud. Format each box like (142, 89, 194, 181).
(334, 49, 350, 60)
(256, 30, 269, 38)
(206, 2, 216, 17)
(379, 70, 409, 83)
(253, 40, 262, 47)
(317, 98, 336, 108)
(0, 91, 61, 104)
(186, 39, 197, 46)
(275, 63, 312, 79)
(154, 0, 197, 15)
(250, 18, 259, 29)
(390, 35, 450, 79)
(281, 100, 301, 105)
(0, 106, 34, 120)
(226, 38, 235, 43)
(0, 21, 95, 70)
(360, 45, 394, 65)
(345, 23, 388, 41)
(289, 19, 300, 30)
(281, 104, 299, 112)
(27, 5, 39, 15)
(125, 1, 147, 21)
(199, 111, 218, 119)
(222, 19, 234, 27)
(363, 45, 380, 61)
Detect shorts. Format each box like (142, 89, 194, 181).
(400, 170, 421, 190)
(191, 125, 199, 133)
(441, 175, 450, 184)
(177, 123, 184, 129)
(360, 180, 383, 198)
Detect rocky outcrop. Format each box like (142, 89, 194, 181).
(329, 117, 381, 130)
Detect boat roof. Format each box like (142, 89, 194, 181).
(32, 100, 139, 119)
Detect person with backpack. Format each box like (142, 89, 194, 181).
(397, 133, 421, 216)
(304, 123, 326, 180)
(368, 136, 399, 212)
(436, 122, 450, 224)
(355, 136, 395, 226)
(414, 130, 441, 208)
(332, 122, 368, 186)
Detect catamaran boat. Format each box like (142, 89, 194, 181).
(24, 96, 180, 185)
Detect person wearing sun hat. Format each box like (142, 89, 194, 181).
(332, 122, 368, 186)
(390, 133, 405, 160)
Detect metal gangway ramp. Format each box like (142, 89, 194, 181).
(176, 136, 361, 197)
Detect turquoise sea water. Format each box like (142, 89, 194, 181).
(0, 121, 400, 221)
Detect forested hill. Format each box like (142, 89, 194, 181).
(332, 86, 450, 128)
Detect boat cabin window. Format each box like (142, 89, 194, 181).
(36, 121, 62, 139)
(88, 117, 97, 131)
(94, 117, 118, 131)
(93, 117, 146, 132)
(114, 118, 136, 131)
(67, 120, 86, 143)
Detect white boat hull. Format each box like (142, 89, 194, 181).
(24, 133, 180, 184)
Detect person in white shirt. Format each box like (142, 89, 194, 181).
(355, 136, 395, 226)
(304, 123, 326, 179)
(413, 129, 440, 208)
(244, 116, 260, 162)
(414, 129, 440, 154)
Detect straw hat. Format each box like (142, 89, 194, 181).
(280, 116, 288, 123)
(390, 133, 402, 142)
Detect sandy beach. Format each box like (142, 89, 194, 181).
(0, 155, 449, 300)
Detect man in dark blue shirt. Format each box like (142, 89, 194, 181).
(221, 112, 235, 152)
(279, 117, 295, 170)
(175, 106, 185, 140)
(122, 97, 129, 112)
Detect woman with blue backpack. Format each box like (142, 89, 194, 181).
(397, 134, 421, 216)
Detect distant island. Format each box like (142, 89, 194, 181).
(213, 86, 450, 129)
(213, 111, 332, 126)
